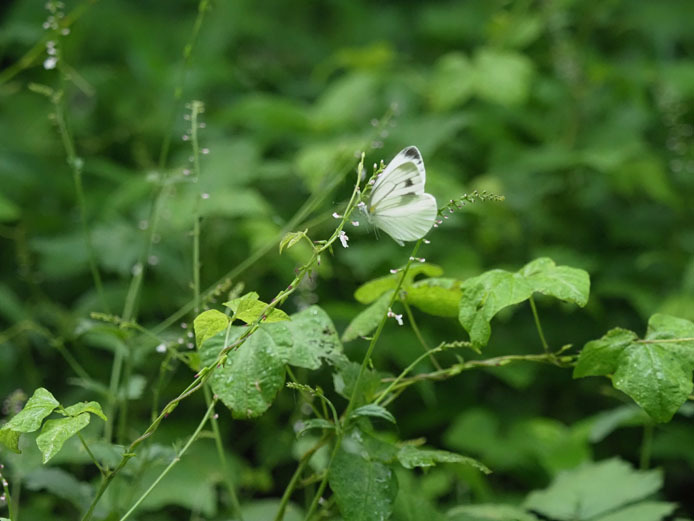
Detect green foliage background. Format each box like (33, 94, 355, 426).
(0, 0, 693, 519)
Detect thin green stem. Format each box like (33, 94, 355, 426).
(402, 300, 442, 370)
(529, 296, 549, 353)
(77, 432, 106, 476)
(118, 398, 217, 521)
(203, 386, 243, 519)
(343, 241, 422, 421)
(190, 101, 204, 314)
(303, 440, 340, 521)
(0, 0, 99, 85)
(275, 434, 329, 521)
(374, 344, 445, 407)
(53, 66, 108, 313)
(1, 467, 12, 520)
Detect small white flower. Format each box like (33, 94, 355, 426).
(351, 220, 359, 227)
(357, 201, 367, 211)
(389, 268, 400, 274)
(156, 343, 166, 353)
(387, 308, 403, 326)
(43, 57, 58, 70)
(338, 231, 349, 248)
(332, 212, 342, 219)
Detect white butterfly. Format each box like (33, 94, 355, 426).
(365, 146, 438, 246)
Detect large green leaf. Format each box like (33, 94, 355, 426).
(329, 444, 398, 521)
(264, 305, 345, 369)
(459, 258, 590, 349)
(36, 413, 91, 463)
(458, 270, 533, 349)
(354, 264, 444, 304)
(199, 328, 286, 419)
(574, 314, 694, 422)
(519, 257, 590, 307)
(523, 458, 663, 520)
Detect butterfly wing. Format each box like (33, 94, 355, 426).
(370, 193, 438, 245)
(369, 146, 426, 209)
(368, 146, 437, 245)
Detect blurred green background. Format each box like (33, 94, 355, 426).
(1, 0, 693, 519)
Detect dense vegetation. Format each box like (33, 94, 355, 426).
(0, 0, 693, 520)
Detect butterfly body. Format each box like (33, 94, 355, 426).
(366, 146, 437, 245)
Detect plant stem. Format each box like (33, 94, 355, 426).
(203, 386, 243, 519)
(402, 300, 442, 370)
(118, 398, 217, 521)
(0, 0, 99, 85)
(374, 344, 444, 407)
(274, 435, 329, 521)
(1, 468, 12, 520)
(190, 101, 204, 314)
(53, 67, 108, 314)
(77, 432, 106, 476)
(529, 296, 549, 353)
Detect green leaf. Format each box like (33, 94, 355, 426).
(297, 418, 335, 437)
(333, 360, 384, 404)
(1, 387, 59, 434)
(342, 291, 392, 342)
(199, 328, 286, 419)
(473, 47, 534, 106)
(592, 501, 676, 521)
(447, 504, 539, 521)
(397, 445, 491, 473)
(458, 270, 532, 349)
(329, 445, 398, 521)
(354, 275, 398, 304)
(406, 278, 463, 317)
(194, 309, 230, 348)
(354, 264, 444, 304)
(574, 315, 694, 422)
(459, 258, 590, 349)
(279, 229, 308, 254)
(428, 52, 475, 111)
(350, 404, 396, 424)
(24, 467, 93, 511)
(573, 328, 639, 377)
(36, 413, 91, 463)
(264, 305, 345, 369)
(224, 291, 290, 324)
(62, 401, 107, 421)
(0, 428, 21, 453)
(519, 257, 590, 307)
(523, 458, 662, 521)
(0, 192, 20, 222)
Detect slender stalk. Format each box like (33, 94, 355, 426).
(529, 296, 549, 353)
(275, 435, 329, 521)
(77, 433, 106, 476)
(374, 345, 445, 407)
(203, 386, 243, 519)
(304, 242, 423, 521)
(1, 466, 12, 520)
(53, 62, 109, 313)
(402, 300, 442, 370)
(190, 101, 204, 314)
(343, 241, 422, 421)
(0, 0, 99, 85)
(118, 398, 217, 521)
